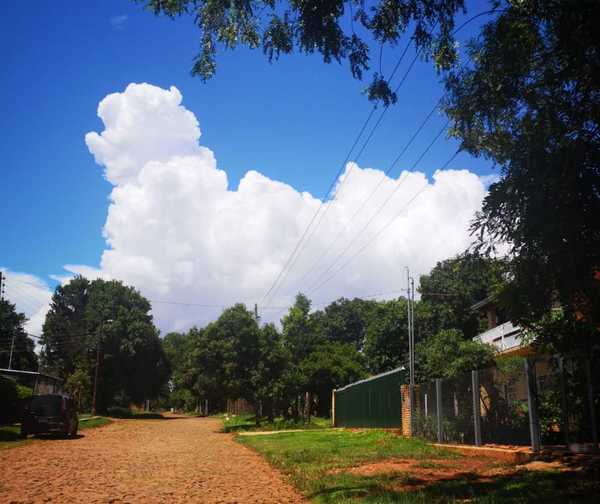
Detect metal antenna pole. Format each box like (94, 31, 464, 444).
(405, 267, 413, 387)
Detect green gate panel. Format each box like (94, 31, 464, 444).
(335, 368, 405, 428)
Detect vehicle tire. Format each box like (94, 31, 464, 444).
(70, 420, 78, 437)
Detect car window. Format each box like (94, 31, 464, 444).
(30, 396, 63, 416)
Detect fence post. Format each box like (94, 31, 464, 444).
(584, 356, 598, 446)
(435, 378, 443, 443)
(524, 358, 541, 452)
(472, 370, 482, 446)
(558, 357, 570, 446)
(331, 389, 336, 427)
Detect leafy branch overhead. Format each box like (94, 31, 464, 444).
(138, 0, 466, 104)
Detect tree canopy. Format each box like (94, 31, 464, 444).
(136, 0, 467, 104)
(41, 277, 170, 412)
(444, 0, 600, 349)
(0, 299, 37, 371)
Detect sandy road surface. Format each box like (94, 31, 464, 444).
(0, 416, 305, 504)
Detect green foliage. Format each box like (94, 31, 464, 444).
(363, 298, 409, 374)
(416, 328, 495, 381)
(222, 413, 329, 433)
(136, 0, 466, 104)
(311, 297, 376, 351)
(41, 276, 171, 413)
(419, 253, 506, 340)
(0, 299, 38, 371)
(301, 342, 365, 416)
(444, 0, 600, 349)
(64, 366, 91, 411)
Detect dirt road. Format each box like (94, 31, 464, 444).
(0, 416, 305, 503)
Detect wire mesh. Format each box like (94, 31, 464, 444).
(439, 370, 474, 444)
(412, 381, 438, 442)
(478, 358, 530, 446)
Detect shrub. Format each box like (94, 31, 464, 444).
(106, 406, 133, 418)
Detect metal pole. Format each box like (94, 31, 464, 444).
(410, 277, 415, 387)
(436, 378, 443, 443)
(584, 356, 598, 446)
(91, 344, 100, 416)
(8, 332, 16, 369)
(472, 370, 482, 446)
(524, 358, 541, 452)
(406, 268, 413, 386)
(558, 357, 570, 446)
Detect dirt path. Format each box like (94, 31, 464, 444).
(0, 416, 305, 503)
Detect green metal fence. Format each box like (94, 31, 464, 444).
(334, 368, 405, 428)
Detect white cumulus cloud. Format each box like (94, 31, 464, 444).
(75, 82, 490, 332)
(1, 268, 52, 338)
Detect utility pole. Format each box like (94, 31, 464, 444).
(405, 268, 414, 387)
(410, 276, 415, 387)
(254, 303, 259, 322)
(0, 271, 5, 300)
(91, 319, 113, 416)
(91, 344, 100, 415)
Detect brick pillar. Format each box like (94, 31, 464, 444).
(401, 384, 412, 437)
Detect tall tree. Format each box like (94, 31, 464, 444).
(0, 299, 37, 371)
(419, 253, 505, 340)
(444, 0, 600, 349)
(281, 293, 323, 361)
(136, 0, 466, 105)
(41, 277, 170, 412)
(363, 298, 409, 374)
(312, 297, 376, 351)
(301, 341, 365, 417)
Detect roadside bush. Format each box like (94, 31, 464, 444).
(106, 406, 133, 418)
(0, 377, 31, 424)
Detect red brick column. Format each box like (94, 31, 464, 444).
(401, 384, 412, 437)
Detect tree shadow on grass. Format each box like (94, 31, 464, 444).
(310, 468, 600, 503)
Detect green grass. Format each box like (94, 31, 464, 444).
(79, 416, 112, 429)
(238, 429, 600, 503)
(222, 413, 331, 433)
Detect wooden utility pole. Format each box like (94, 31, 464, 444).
(91, 345, 100, 416)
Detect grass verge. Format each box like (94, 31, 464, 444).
(222, 413, 330, 433)
(238, 429, 600, 503)
(0, 416, 112, 450)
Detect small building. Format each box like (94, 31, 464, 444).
(471, 296, 527, 356)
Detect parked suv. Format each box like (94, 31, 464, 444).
(21, 394, 79, 438)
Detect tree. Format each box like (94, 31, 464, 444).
(312, 297, 376, 351)
(363, 298, 409, 374)
(419, 253, 505, 340)
(41, 277, 170, 413)
(0, 299, 37, 371)
(416, 328, 495, 381)
(301, 341, 365, 417)
(250, 323, 290, 422)
(444, 0, 600, 350)
(135, 0, 466, 104)
(281, 293, 323, 361)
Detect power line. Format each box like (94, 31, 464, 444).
(307, 149, 460, 296)
(290, 98, 444, 293)
(258, 9, 502, 309)
(259, 36, 420, 311)
(304, 120, 450, 295)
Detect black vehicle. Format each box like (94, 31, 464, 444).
(21, 394, 79, 438)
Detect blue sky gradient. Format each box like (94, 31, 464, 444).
(0, 0, 496, 287)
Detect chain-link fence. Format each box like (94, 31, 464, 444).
(411, 351, 599, 451)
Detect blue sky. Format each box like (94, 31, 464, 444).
(1, 1, 497, 331)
